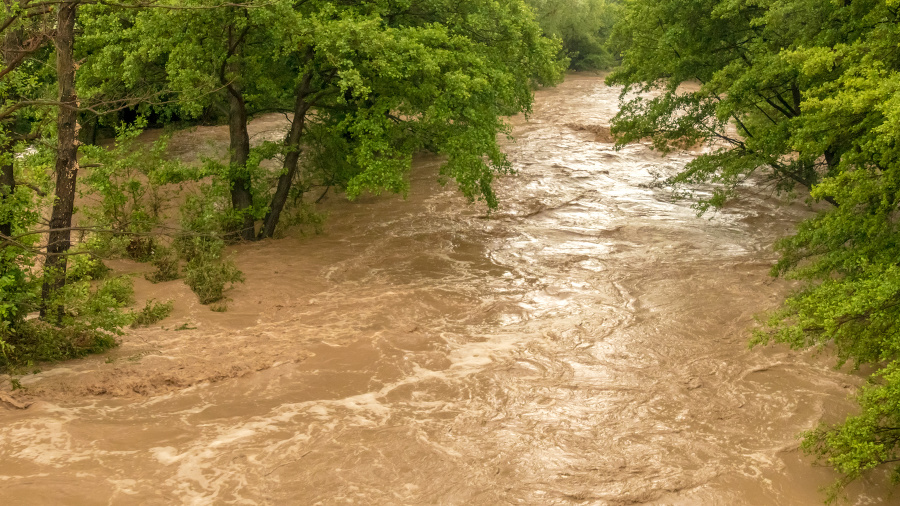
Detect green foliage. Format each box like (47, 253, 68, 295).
(0, 246, 37, 348)
(303, 0, 565, 209)
(145, 245, 180, 283)
(277, 200, 327, 238)
(175, 186, 244, 304)
(130, 299, 174, 327)
(606, 0, 867, 212)
(0, 146, 49, 355)
(0, 276, 133, 371)
(183, 240, 244, 305)
(66, 253, 111, 283)
(612, 0, 900, 498)
(80, 118, 186, 236)
(174, 187, 230, 258)
(525, 0, 620, 70)
(0, 320, 118, 372)
(799, 362, 900, 504)
(79, 0, 296, 120)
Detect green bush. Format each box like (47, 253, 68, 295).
(130, 299, 174, 327)
(145, 245, 180, 283)
(94, 276, 135, 307)
(0, 276, 133, 371)
(182, 239, 243, 305)
(67, 254, 110, 282)
(175, 186, 244, 305)
(79, 119, 184, 238)
(278, 200, 327, 238)
(0, 247, 37, 347)
(0, 319, 117, 371)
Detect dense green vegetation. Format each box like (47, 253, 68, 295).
(609, 0, 900, 500)
(0, 0, 565, 371)
(525, 0, 621, 70)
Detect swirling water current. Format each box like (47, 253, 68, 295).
(0, 74, 889, 505)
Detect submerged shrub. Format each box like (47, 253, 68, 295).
(130, 299, 174, 327)
(125, 236, 155, 262)
(176, 189, 244, 305)
(67, 254, 110, 282)
(0, 277, 134, 371)
(0, 319, 117, 370)
(93, 276, 135, 308)
(145, 245, 180, 283)
(182, 238, 243, 305)
(278, 200, 327, 238)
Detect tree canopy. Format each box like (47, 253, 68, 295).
(610, 0, 900, 500)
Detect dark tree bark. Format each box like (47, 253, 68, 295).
(40, 2, 78, 321)
(224, 22, 254, 241)
(258, 67, 314, 239)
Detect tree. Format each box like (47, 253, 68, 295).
(752, 1, 900, 500)
(0, 2, 54, 239)
(610, 0, 900, 500)
(257, 0, 565, 238)
(525, 0, 620, 70)
(79, 0, 296, 241)
(82, 0, 565, 240)
(605, 0, 869, 211)
(40, 0, 78, 320)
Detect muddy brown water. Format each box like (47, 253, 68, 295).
(0, 75, 891, 505)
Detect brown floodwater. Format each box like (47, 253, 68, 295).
(0, 74, 891, 505)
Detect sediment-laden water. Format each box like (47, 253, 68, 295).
(0, 75, 888, 505)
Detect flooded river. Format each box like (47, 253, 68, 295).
(0, 75, 889, 504)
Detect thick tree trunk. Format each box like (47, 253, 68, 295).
(228, 84, 254, 241)
(40, 2, 78, 321)
(226, 24, 254, 241)
(258, 69, 314, 239)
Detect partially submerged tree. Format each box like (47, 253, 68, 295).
(40, 0, 79, 320)
(258, 0, 565, 237)
(606, 0, 860, 211)
(79, 0, 295, 241)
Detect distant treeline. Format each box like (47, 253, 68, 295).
(526, 0, 622, 70)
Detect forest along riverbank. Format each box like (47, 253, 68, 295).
(0, 74, 889, 504)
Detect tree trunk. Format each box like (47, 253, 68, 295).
(258, 69, 314, 239)
(40, 2, 78, 321)
(225, 23, 254, 241)
(228, 83, 254, 241)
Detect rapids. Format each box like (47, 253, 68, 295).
(0, 74, 889, 505)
